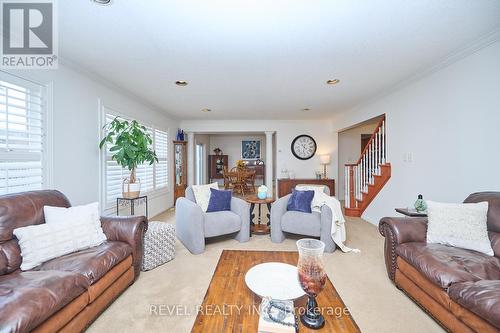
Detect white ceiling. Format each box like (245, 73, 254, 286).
(59, 0, 500, 120)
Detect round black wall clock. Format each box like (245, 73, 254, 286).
(291, 135, 317, 160)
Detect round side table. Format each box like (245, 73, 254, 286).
(244, 195, 275, 236)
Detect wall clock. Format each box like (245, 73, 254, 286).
(291, 135, 317, 160)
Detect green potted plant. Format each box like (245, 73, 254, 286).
(99, 117, 158, 198)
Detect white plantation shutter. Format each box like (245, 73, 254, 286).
(103, 113, 168, 208)
(0, 73, 46, 195)
(154, 129, 168, 189)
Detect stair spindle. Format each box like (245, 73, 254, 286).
(382, 120, 386, 164)
(356, 164, 361, 200)
(375, 131, 379, 175)
(377, 128, 381, 174)
(344, 165, 349, 208)
(366, 155, 369, 190)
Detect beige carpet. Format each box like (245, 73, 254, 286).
(88, 209, 444, 333)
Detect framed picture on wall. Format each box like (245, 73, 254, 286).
(241, 140, 261, 160)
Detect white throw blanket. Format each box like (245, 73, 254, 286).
(296, 185, 360, 253)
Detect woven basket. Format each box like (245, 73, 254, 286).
(122, 178, 141, 198)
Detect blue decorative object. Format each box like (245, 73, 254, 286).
(286, 189, 314, 213)
(257, 185, 268, 199)
(207, 188, 232, 212)
(241, 140, 261, 159)
(176, 129, 185, 141)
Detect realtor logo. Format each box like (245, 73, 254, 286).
(1, 0, 58, 68)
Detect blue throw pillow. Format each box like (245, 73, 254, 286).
(206, 188, 232, 212)
(287, 189, 314, 213)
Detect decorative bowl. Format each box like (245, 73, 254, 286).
(245, 262, 305, 300)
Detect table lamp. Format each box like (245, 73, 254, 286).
(319, 154, 331, 179)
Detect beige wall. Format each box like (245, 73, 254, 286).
(5, 64, 178, 218)
(331, 40, 500, 224)
(181, 120, 335, 194)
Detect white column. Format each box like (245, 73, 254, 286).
(186, 131, 195, 187)
(265, 131, 274, 193)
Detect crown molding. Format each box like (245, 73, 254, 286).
(58, 56, 180, 121)
(337, 27, 500, 117)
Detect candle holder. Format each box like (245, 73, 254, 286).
(297, 239, 327, 329)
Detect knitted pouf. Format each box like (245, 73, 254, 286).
(141, 222, 176, 271)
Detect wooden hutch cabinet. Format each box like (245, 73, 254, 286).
(173, 141, 187, 201)
(208, 155, 228, 182)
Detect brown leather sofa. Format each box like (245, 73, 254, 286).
(0, 190, 147, 332)
(379, 192, 500, 333)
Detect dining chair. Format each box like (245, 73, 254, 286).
(234, 171, 246, 195)
(244, 170, 256, 193)
(222, 166, 232, 189)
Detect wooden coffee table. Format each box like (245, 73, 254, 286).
(244, 195, 275, 236)
(191, 250, 360, 332)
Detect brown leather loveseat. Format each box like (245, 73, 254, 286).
(379, 192, 500, 333)
(0, 190, 147, 332)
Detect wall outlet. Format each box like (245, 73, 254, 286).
(403, 152, 414, 162)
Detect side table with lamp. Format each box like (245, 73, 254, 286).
(319, 154, 331, 179)
(278, 149, 335, 197)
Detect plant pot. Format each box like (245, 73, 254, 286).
(122, 178, 141, 199)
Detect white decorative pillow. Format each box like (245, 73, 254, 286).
(13, 220, 107, 270)
(192, 183, 219, 212)
(44, 201, 107, 241)
(44, 202, 100, 226)
(426, 201, 493, 256)
(295, 185, 328, 213)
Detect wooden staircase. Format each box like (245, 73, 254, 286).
(344, 116, 391, 217)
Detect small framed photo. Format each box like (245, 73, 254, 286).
(241, 140, 261, 160)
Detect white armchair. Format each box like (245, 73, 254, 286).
(175, 186, 250, 254)
(270, 186, 336, 253)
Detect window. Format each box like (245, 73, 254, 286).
(0, 72, 47, 195)
(154, 128, 168, 189)
(195, 143, 204, 185)
(103, 112, 168, 208)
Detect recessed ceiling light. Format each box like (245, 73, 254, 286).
(326, 79, 340, 85)
(175, 80, 188, 86)
(201, 108, 211, 112)
(92, 0, 112, 5)
(302, 108, 311, 112)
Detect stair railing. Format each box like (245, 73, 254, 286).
(344, 116, 386, 210)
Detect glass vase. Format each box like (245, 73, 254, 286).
(414, 194, 427, 212)
(297, 238, 326, 329)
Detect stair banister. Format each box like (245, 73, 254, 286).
(343, 115, 391, 216)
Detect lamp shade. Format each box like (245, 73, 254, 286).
(319, 154, 331, 165)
